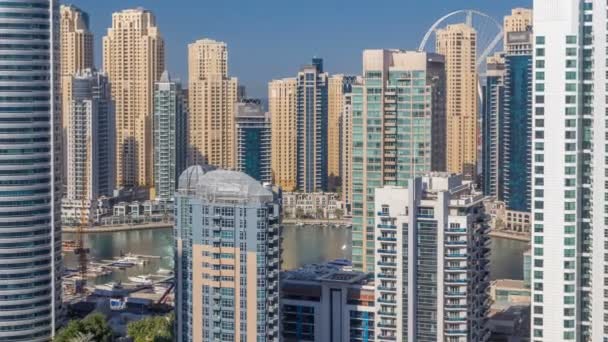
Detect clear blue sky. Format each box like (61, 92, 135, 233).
(68, 0, 531, 98)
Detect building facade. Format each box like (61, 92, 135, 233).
(341, 92, 355, 215)
(297, 58, 328, 192)
(436, 24, 478, 178)
(328, 74, 358, 191)
(175, 168, 281, 342)
(0, 1, 62, 340)
(103, 8, 165, 189)
(532, 1, 607, 340)
(351, 50, 446, 272)
(269, 78, 298, 191)
(503, 24, 533, 212)
(482, 54, 506, 200)
(153, 71, 187, 202)
(482, 12, 533, 212)
(281, 265, 375, 341)
(62, 70, 115, 225)
(187, 38, 238, 169)
(235, 99, 271, 183)
(282, 192, 343, 219)
(60, 4, 93, 185)
(374, 174, 490, 341)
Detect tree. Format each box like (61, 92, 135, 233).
(334, 208, 344, 219)
(54, 313, 113, 342)
(295, 207, 305, 219)
(127, 314, 174, 342)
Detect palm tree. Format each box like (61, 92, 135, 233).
(70, 332, 95, 342)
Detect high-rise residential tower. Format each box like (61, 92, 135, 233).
(175, 167, 281, 342)
(374, 174, 490, 341)
(297, 58, 328, 192)
(351, 50, 446, 272)
(328, 74, 358, 191)
(188, 38, 238, 169)
(235, 99, 271, 183)
(103, 8, 165, 190)
(60, 4, 93, 185)
(504, 8, 533, 48)
(0, 1, 62, 340)
(153, 71, 187, 202)
(269, 78, 297, 191)
(483, 11, 533, 213)
(341, 92, 355, 215)
(436, 24, 478, 178)
(482, 54, 506, 200)
(503, 10, 533, 212)
(532, 1, 607, 340)
(62, 70, 115, 225)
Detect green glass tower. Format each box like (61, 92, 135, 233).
(351, 50, 446, 272)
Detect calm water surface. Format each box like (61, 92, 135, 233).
(64, 225, 528, 283)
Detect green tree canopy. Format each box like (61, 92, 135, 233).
(54, 313, 113, 342)
(127, 314, 174, 342)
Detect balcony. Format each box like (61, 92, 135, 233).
(445, 240, 467, 246)
(377, 273, 397, 279)
(377, 236, 397, 242)
(377, 224, 396, 229)
(377, 249, 397, 255)
(377, 261, 397, 267)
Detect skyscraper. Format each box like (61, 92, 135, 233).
(297, 58, 328, 192)
(153, 71, 187, 202)
(188, 38, 238, 169)
(328, 74, 358, 191)
(0, 1, 62, 340)
(436, 24, 478, 178)
(235, 99, 271, 183)
(62, 70, 115, 225)
(351, 50, 446, 272)
(269, 78, 298, 191)
(532, 1, 606, 340)
(341, 92, 355, 215)
(503, 11, 533, 212)
(482, 10, 533, 213)
(103, 8, 165, 190)
(60, 4, 93, 186)
(503, 8, 533, 48)
(174, 167, 281, 342)
(482, 54, 505, 200)
(374, 174, 490, 341)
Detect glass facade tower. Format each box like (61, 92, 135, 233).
(351, 50, 446, 272)
(0, 1, 62, 340)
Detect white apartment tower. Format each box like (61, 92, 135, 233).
(62, 70, 115, 224)
(374, 174, 490, 342)
(532, 0, 607, 341)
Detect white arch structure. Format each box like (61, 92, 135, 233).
(418, 9, 503, 68)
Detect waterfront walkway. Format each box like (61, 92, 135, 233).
(63, 222, 173, 233)
(282, 218, 351, 225)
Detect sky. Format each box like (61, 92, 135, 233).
(68, 0, 531, 98)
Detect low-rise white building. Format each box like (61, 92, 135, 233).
(282, 192, 344, 219)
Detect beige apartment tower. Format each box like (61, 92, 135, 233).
(269, 78, 297, 191)
(188, 39, 238, 169)
(60, 4, 93, 184)
(436, 23, 478, 177)
(327, 75, 344, 190)
(103, 8, 165, 189)
(504, 8, 533, 40)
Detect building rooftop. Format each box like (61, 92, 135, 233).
(178, 168, 273, 204)
(282, 261, 370, 285)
